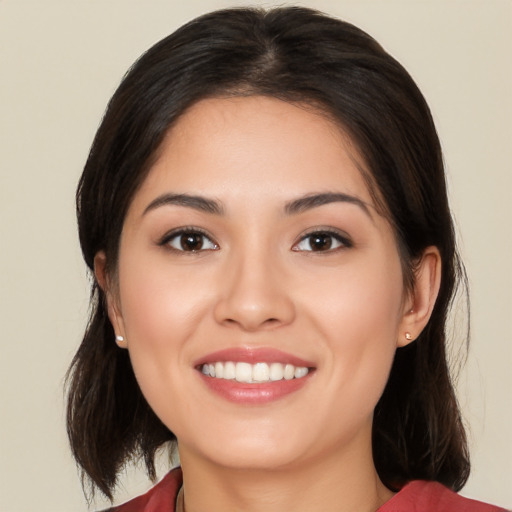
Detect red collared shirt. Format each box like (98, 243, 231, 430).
(107, 468, 507, 512)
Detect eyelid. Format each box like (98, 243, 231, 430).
(292, 227, 353, 252)
(158, 226, 219, 251)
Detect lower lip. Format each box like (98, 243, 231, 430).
(198, 372, 313, 404)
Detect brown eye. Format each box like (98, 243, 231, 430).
(181, 233, 204, 251)
(293, 230, 352, 252)
(166, 230, 218, 252)
(308, 233, 333, 251)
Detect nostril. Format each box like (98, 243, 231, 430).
(221, 316, 283, 331)
(213, 284, 296, 331)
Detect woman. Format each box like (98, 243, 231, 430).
(66, 7, 506, 511)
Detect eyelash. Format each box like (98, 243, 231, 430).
(292, 229, 353, 253)
(158, 227, 353, 254)
(158, 227, 219, 253)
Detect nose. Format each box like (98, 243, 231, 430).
(213, 249, 296, 332)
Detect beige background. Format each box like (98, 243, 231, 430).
(1, 0, 510, 510)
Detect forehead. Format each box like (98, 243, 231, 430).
(132, 96, 374, 212)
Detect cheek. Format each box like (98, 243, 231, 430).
(115, 253, 212, 402)
(304, 257, 404, 407)
(118, 249, 211, 341)
(305, 254, 403, 338)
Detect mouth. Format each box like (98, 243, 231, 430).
(200, 361, 310, 383)
(195, 348, 315, 404)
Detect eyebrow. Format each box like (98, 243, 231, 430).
(284, 192, 372, 218)
(143, 191, 372, 219)
(143, 193, 224, 216)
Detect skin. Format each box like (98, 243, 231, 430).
(96, 96, 441, 512)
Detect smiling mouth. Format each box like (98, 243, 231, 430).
(200, 361, 311, 383)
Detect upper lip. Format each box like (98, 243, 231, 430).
(194, 347, 316, 368)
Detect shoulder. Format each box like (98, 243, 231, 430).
(379, 480, 507, 512)
(103, 467, 183, 512)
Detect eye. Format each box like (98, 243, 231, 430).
(293, 230, 352, 252)
(162, 229, 218, 252)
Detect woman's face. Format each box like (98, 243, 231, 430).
(110, 96, 413, 471)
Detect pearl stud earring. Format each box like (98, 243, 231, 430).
(405, 332, 412, 341)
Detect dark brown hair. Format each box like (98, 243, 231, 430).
(67, 6, 470, 500)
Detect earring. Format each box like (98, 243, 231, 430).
(115, 335, 125, 343)
(405, 332, 412, 341)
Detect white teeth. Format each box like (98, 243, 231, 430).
(284, 363, 295, 380)
(294, 366, 309, 378)
(214, 362, 224, 379)
(269, 362, 284, 381)
(235, 362, 253, 383)
(201, 361, 310, 382)
(252, 362, 270, 382)
(224, 361, 236, 380)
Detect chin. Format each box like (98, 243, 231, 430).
(178, 422, 311, 471)
(206, 445, 306, 472)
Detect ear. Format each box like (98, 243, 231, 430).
(94, 251, 128, 349)
(398, 246, 442, 347)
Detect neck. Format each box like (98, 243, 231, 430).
(178, 439, 394, 512)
